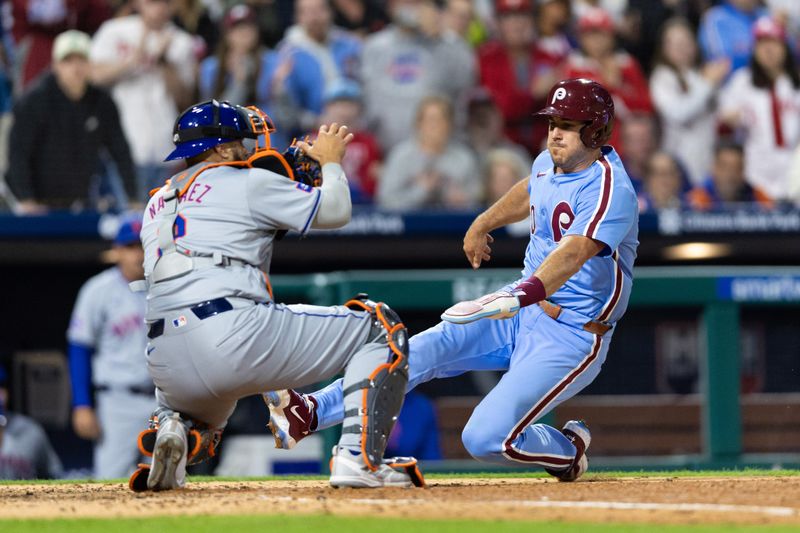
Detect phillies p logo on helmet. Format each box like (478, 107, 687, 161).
(552, 87, 567, 104)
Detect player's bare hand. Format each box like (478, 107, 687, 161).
(701, 58, 731, 86)
(463, 223, 494, 269)
(296, 123, 354, 167)
(271, 54, 293, 91)
(72, 406, 101, 440)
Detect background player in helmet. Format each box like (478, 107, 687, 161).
(67, 215, 154, 479)
(265, 78, 639, 481)
(132, 99, 423, 491)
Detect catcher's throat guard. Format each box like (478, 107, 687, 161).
(342, 295, 409, 470)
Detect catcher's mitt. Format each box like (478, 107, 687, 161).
(283, 139, 322, 187)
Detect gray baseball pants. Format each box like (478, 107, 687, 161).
(145, 299, 393, 450)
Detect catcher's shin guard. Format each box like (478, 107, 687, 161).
(385, 456, 426, 488)
(342, 295, 409, 469)
(129, 463, 151, 492)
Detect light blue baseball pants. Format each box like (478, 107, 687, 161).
(311, 303, 611, 468)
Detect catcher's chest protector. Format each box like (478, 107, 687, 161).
(150, 151, 296, 284)
(247, 149, 296, 179)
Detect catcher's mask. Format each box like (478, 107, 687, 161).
(164, 99, 276, 161)
(238, 104, 276, 154)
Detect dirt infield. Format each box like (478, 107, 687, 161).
(2, 476, 799, 526)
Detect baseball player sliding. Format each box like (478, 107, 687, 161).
(129, 100, 423, 491)
(266, 79, 639, 481)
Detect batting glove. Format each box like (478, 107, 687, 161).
(441, 291, 521, 324)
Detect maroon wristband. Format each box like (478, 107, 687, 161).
(514, 275, 546, 308)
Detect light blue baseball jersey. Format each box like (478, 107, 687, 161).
(522, 146, 639, 324)
(309, 146, 639, 470)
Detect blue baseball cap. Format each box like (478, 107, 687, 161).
(323, 79, 362, 104)
(114, 217, 143, 247)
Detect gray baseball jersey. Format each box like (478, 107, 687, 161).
(67, 267, 154, 478)
(0, 413, 63, 480)
(141, 163, 391, 437)
(141, 163, 320, 318)
(68, 267, 150, 388)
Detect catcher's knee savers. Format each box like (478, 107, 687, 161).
(137, 420, 221, 465)
(342, 295, 409, 470)
(129, 409, 223, 492)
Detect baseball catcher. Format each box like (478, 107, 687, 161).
(127, 99, 423, 491)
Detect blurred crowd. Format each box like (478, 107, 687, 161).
(0, 0, 799, 215)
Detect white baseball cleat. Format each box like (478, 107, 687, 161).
(441, 291, 520, 324)
(329, 446, 413, 488)
(147, 412, 188, 491)
(546, 419, 591, 482)
(263, 389, 316, 450)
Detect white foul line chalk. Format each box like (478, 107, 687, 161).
(270, 496, 796, 518)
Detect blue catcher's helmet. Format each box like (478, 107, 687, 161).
(164, 99, 272, 161)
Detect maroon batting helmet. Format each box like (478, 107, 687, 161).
(534, 78, 615, 149)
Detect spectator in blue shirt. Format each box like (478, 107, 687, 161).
(280, 0, 362, 129)
(699, 0, 767, 72)
(688, 142, 774, 210)
(198, 5, 300, 149)
(638, 151, 691, 213)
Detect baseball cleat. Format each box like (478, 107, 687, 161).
(263, 389, 316, 450)
(546, 420, 591, 482)
(329, 446, 413, 488)
(147, 412, 188, 491)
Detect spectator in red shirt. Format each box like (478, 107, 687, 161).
(11, 0, 111, 93)
(532, 0, 572, 97)
(318, 79, 382, 204)
(463, 86, 531, 170)
(528, 0, 573, 149)
(477, 0, 541, 154)
(563, 7, 653, 157)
